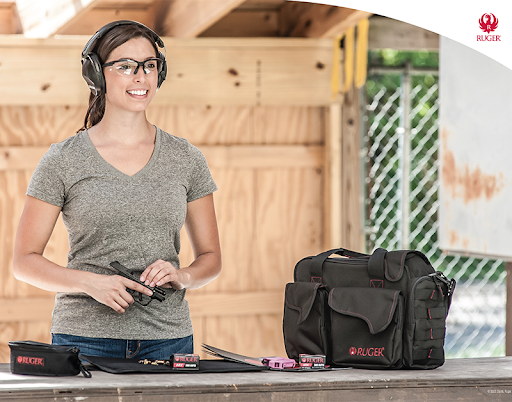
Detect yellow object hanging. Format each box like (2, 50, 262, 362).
(331, 33, 343, 101)
(341, 26, 355, 94)
(355, 18, 369, 88)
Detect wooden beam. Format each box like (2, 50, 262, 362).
(156, 0, 247, 38)
(280, 2, 372, 38)
(0, 1, 22, 34)
(340, 86, 364, 252)
(199, 10, 280, 38)
(0, 36, 333, 106)
(0, 291, 284, 322)
(14, 0, 100, 38)
(324, 104, 342, 249)
(368, 16, 439, 51)
(0, 145, 324, 171)
(55, 2, 158, 35)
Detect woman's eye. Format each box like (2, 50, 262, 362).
(146, 62, 156, 69)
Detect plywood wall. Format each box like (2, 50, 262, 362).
(0, 104, 329, 362)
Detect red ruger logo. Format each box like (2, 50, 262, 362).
(349, 347, 385, 357)
(17, 356, 45, 366)
(477, 13, 501, 42)
(479, 13, 498, 33)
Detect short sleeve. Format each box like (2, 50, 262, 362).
(26, 144, 66, 207)
(186, 143, 218, 202)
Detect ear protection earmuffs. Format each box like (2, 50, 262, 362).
(81, 20, 167, 96)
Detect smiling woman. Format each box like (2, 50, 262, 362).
(12, 20, 222, 360)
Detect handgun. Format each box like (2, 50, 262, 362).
(109, 261, 166, 306)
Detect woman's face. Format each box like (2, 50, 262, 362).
(103, 37, 159, 113)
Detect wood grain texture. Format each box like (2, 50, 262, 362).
(0, 37, 333, 105)
(0, 106, 86, 146)
(341, 87, 363, 252)
(253, 167, 324, 291)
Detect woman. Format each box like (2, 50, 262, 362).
(12, 20, 221, 360)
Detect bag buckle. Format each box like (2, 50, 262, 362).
(430, 272, 456, 297)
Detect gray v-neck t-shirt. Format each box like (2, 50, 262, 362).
(26, 127, 217, 339)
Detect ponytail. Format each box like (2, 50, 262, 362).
(78, 93, 106, 132)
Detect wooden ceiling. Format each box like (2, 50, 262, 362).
(0, 0, 372, 38)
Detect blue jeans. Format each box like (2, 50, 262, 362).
(52, 333, 193, 360)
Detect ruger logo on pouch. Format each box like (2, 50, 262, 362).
(477, 13, 501, 41)
(349, 347, 385, 357)
(17, 356, 45, 366)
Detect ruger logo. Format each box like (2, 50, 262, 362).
(17, 356, 45, 366)
(477, 13, 501, 42)
(479, 13, 498, 33)
(349, 347, 385, 357)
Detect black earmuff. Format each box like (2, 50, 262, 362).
(81, 20, 167, 96)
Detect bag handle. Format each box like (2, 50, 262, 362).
(310, 248, 368, 280)
(368, 248, 387, 280)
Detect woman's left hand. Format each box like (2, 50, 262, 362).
(140, 260, 188, 290)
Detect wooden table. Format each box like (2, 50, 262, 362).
(1, 357, 512, 401)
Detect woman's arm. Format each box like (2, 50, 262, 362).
(13, 195, 153, 313)
(140, 193, 222, 289)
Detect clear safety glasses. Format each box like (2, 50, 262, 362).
(102, 58, 163, 76)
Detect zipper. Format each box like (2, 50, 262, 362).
(11, 341, 78, 354)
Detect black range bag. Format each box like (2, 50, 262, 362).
(283, 248, 456, 369)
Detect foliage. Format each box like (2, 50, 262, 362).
(368, 49, 439, 69)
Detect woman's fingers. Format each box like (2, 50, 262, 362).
(140, 260, 177, 287)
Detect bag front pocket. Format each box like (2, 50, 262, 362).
(328, 287, 404, 369)
(283, 282, 330, 361)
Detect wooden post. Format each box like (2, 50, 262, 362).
(340, 86, 363, 252)
(324, 103, 343, 249)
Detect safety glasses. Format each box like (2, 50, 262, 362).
(102, 58, 163, 76)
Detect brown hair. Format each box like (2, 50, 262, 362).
(78, 23, 159, 132)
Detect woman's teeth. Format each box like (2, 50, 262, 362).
(127, 90, 147, 95)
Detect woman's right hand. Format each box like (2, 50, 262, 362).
(82, 274, 154, 314)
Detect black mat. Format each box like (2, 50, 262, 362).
(81, 355, 270, 374)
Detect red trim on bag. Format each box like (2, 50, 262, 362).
(430, 329, 434, 340)
(311, 276, 322, 283)
(428, 349, 433, 358)
(370, 279, 384, 288)
(428, 309, 432, 319)
(430, 290, 436, 299)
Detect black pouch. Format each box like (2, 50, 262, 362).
(8, 341, 92, 377)
(283, 282, 331, 362)
(328, 287, 404, 369)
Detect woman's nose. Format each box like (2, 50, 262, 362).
(133, 68, 146, 82)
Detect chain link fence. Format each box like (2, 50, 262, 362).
(362, 62, 506, 358)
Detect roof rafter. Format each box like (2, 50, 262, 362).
(155, 0, 247, 38)
(280, 2, 372, 38)
(15, 0, 100, 38)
